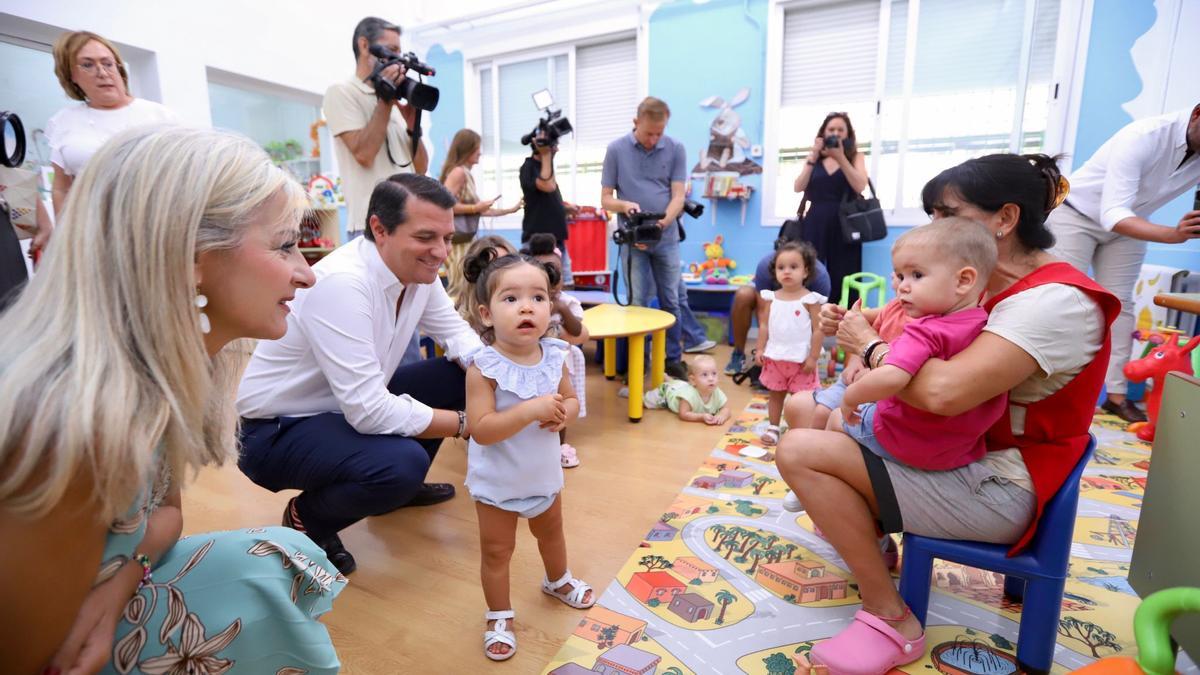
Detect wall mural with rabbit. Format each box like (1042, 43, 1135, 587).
(694, 87, 762, 176)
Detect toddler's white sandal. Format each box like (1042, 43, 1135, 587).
(483, 609, 516, 661)
(541, 570, 595, 609)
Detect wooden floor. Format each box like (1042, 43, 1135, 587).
(183, 343, 758, 674)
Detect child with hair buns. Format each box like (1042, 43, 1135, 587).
(460, 249, 595, 663)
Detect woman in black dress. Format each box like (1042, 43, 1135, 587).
(793, 112, 870, 305)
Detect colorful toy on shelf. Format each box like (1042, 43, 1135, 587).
(688, 235, 737, 285)
(1123, 330, 1200, 442)
(309, 119, 325, 158)
(1071, 587, 1200, 675)
(307, 175, 338, 208)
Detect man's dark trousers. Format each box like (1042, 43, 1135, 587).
(239, 356, 466, 542)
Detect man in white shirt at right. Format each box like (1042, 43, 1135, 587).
(1048, 103, 1200, 422)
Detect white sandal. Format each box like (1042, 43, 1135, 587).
(760, 424, 781, 446)
(483, 609, 517, 661)
(541, 570, 596, 609)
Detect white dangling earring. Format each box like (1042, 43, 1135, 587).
(195, 292, 211, 334)
(996, 231, 1004, 239)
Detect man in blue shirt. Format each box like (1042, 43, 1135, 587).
(601, 97, 691, 379)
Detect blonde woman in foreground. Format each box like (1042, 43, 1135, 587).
(0, 126, 346, 674)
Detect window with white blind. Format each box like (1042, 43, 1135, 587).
(770, 0, 1066, 218)
(774, 0, 880, 217)
(574, 39, 640, 211)
(473, 36, 638, 227)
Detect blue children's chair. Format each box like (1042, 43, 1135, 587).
(898, 434, 1096, 675)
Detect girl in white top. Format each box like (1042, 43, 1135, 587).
(46, 31, 176, 216)
(525, 232, 590, 468)
(462, 250, 594, 662)
(754, 240, 827, 445)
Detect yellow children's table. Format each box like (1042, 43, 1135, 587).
(581, 304, 677, 422)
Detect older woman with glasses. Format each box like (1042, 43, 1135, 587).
(46, 30, 176, 216)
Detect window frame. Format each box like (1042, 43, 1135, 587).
(761, 0, 1091, 227)
(466, 32, 638, 231)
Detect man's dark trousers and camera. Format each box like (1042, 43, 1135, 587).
(601, 103, 692, 380)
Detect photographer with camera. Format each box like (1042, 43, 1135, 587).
(520, 110, 577, 286)
(792, 112, 870, 306)
(601, 97, 692, 380)
(324, 17, 432, 238)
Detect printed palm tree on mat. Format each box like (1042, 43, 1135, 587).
(714, 590, 737, 625)
(752, 476, 776, 495)
(638, 555, 673, 572)
(1057, 617, 1123, 657)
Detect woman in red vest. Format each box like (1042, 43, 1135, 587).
(775, 153, 1119, 675)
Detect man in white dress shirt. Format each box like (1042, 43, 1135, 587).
(237, 174, 481, 574)
(1048, 104, 1200, 423)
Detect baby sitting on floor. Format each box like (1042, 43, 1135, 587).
(644, 355, 731, 426)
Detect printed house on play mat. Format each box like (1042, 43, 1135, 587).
(720, 469, 754, 487)
(595, 644, 661, 675)
(673, 556, 718, 583)
(756, 560, 848, 603)
(645, 522, 679, 541)
(548, 663, 597, 675)
(573, 606, 647, 646)
(668, 592, 714, 622)
(626, 571, 686, 604)
(691, 475, 721, 489)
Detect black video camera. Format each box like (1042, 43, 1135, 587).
(683, 198, 704, 219)
(520, 89, 573, 148)
(366, 44, 440, 111)
(612, 211, 666, 246)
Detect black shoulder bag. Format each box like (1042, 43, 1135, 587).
(838, 179, 887, 244)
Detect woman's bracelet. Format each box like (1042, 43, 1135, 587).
(134, 554, 152, 590)
(454, 410, 467, 438)
(862, 339, 885, 369)
(870, 344, 890, 370)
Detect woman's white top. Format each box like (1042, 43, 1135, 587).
(46, 98, 177, 176)
(760, 289, 827, 361)
(466, 338, 568, 503)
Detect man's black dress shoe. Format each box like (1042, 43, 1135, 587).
(405, 482, 456, 507)
(282, 497, 356, 575)
(1101, 397, 1148, 423)
(319, 535, 357, 576)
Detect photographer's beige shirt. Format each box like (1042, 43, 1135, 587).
(324, 78, 415, 235)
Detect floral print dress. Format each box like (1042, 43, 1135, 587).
(98, 466, 347, 674)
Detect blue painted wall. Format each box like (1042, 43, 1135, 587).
(423, 0, 1197, 287)
(1072, 0, 1198, 271)
(424, 44, 466, 180)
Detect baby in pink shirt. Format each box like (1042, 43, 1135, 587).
(837, 218, 1006, 471)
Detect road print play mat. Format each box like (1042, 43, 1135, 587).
(542, 399, 1197, 675)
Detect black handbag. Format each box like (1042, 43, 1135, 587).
(838, 179, 887, 244)
(776, 199, 805, 247)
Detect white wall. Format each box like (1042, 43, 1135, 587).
(0, 0, 430, 125)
